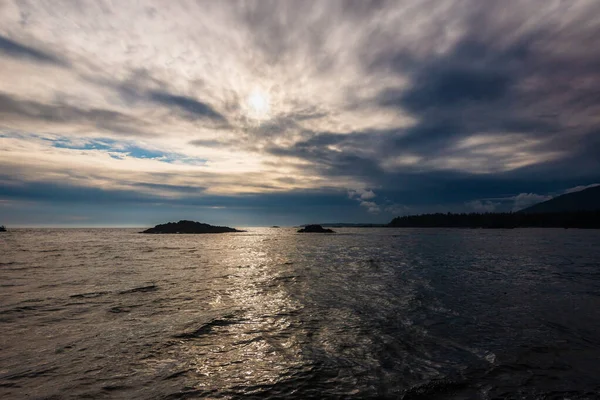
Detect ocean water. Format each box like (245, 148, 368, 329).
(1, 227, 600, 399)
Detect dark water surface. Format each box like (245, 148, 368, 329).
(1, 228, 600, 399)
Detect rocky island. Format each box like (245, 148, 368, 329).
(297, 224, 335, 233)
(141, 220, 244, 234)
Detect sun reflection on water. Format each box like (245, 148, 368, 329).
(174, 232, 309, 393)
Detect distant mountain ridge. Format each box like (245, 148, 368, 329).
(520, 185, 600, 213)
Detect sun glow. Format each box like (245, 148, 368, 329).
(246, 89, 271, 120)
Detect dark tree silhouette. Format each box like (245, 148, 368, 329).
(297, 225, 335, 233)
(388, 211, 600, 229)
(141, 220, 243, 234)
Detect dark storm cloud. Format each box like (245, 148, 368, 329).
(266, 129, 384, 178)
(304, 5, 600, 188)
(373, 7, 600, 167)
(0, 92, 151, 136)
(0, 92, 121, 123)
(373, 37, 532, 153)
(0, 176, 351, 211)
(385, 64, 512, 112)
(130, 182, 207, 194)
(148, 90, 227, 122)
(0, 179, 158, 204)
(0, 34, 66, 66)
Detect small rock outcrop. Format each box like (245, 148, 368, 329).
(141, 220, 243, 234)
(297, 224, 335, 233)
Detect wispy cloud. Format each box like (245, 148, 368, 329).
(0, 34, 66, 65)
(147, 90, 227, 122)
(563, 183, 600, 194)
(511, 193, 553, 211)
(466, 200, 500, 213)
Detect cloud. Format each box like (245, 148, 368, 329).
(563, 183, 600, 194)
(0, 34, 66, 65)
(359, 190, 376, 200)
(348, 188, 409, 215)
(360, 201, 380, 214)
(382, 60, 512, 113)
(511, 193, 553, 211)
(0, 93, 152, 137)
(465, 200, 499, 213)
(370, 2, 600, 181)
(148, 90, 226, 122)
(188, 139, 228, 148)
(348, 188, 376, 200)
(348, 188, 382, 213)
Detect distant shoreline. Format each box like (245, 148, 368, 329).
(387, 211, 600, 229)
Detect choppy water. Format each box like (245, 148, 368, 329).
(1, 228, 600, 399)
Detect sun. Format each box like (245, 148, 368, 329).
(246, 89, 271, 120)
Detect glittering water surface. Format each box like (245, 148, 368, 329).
(1, 228, 600, 399)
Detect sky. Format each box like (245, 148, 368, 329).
(1, 0, 600, 227)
